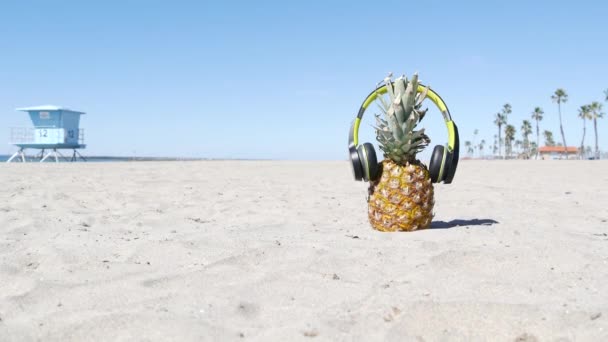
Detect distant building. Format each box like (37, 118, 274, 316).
(538, 146, 578, 160)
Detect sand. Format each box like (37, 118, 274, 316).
(0, 160, 607, 341)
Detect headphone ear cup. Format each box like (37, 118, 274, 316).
(357, 143, 379, 181)
(442, 149, 454, 183)
(443, 123, 460, 184)
(429, 145, 445, 183)
(350, 148, 364, 181)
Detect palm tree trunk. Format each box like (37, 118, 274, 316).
(535, 120, 540, 159)
(594, 118, 599, 159)
(558, 102, 568, 159)
(580, 119, 586, 159)
(498, 125, 502, 159)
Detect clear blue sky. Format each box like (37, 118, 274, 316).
(1, 0, 607, 159)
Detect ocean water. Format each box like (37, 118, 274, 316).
(0, 154, 201, 163)
(1, 154, 130, 163)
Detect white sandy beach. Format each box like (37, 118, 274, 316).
(0, 160, 607, 341)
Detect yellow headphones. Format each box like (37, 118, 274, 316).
(348, 81, 460, 183)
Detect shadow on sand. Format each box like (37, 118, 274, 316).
(431, 219, 499, 229)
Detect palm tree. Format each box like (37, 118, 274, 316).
(530, 141, 538, 157)
(505, 124, 516, 158)
(589, 102, 605, 159)
(515, 140, 522, 155)
(502, 103, 512, 125)
(494, 113, 506, 158)
(473, 129, 479, 157)
(578, 105, 591, 159)
(493, 134, 498, 156)
(465, 141, 473, 157)
(521, 120, 533, 156)
(543, 130, 555, 146)
(531, 107, 544, 159)
(551, 89, 568, 158)
(479, 139, 486, 158)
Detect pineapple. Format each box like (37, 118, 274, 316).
(368, 72, 434, 232)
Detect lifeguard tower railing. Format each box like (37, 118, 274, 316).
(9, 127, 85, 146)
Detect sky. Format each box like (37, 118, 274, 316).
(1, 0, 607, 160)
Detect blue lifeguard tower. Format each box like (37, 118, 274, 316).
(7, 105, 87, 162)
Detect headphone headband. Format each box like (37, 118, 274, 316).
(351, 82, 456, 152)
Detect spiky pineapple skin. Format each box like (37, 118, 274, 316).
(368, 160, 434, 232)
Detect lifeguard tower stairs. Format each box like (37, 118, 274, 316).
(7, 106, 87, 163)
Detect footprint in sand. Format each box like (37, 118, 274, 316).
(237, 301, 259, 318)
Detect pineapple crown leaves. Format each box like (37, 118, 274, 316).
(372, 72, 431, 163)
